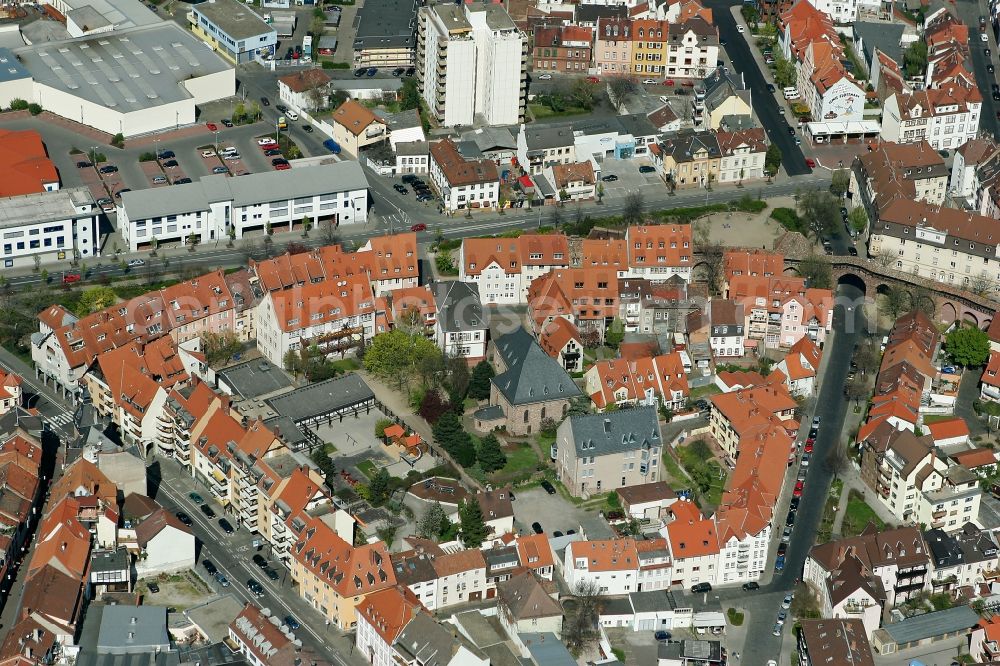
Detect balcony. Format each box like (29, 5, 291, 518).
(843, 602, 872, 615)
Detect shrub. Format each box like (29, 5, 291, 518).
(8, 98, 28, 111)
(321, 61, 351, 69)
(138, 152, 157, 162)
(770, 207, 805, 233)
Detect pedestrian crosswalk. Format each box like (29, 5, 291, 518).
(46, 413, 74, 428)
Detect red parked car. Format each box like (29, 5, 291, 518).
(805, 158, 816, 168)
(804, 441, 814, 454)
(793, 480, 804, 497)
(206, 122, 218, 131)
(410, 223, 427, 232)
(62, 273, 82, 284)
(664, 79, 675, 86)
(585, 76, 599, 83)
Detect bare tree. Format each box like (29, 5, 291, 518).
(318, 219, 340, 246)
(240, 237, 262, 262)
(823, 442, 850, 480)
(564, 580, 604, 655)
(607, 76, 639, 112)
(622, 191, 645, 226)
(695, 220, 724, 296)
(874, 247, 896, 268)
(971, 271, 995, 297)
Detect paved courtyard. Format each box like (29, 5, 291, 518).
(512, 487, 614, 539)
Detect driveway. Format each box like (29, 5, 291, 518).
(513, 487, 614, 539)
(955, 369, 989, 438)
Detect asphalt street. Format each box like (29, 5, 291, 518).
(706, 0, 811, 175)
(953, 0, 1000, 139)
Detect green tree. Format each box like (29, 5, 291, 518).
(477, 433, 507, 473)
(284, 348, 304, 377)
(797, 189, 841, 241)
(945, 326, 990, 368)
(797, 254, 833, 289)
(400, 78, 421, 111)
(364, 329, 441, 390)
(830, 169, 850, 197)
(310, 447, 336, 490)
(773, 54, 797, 88)
(202, 331, 243, 367)
(764, 143, 782, 175)
(368, 468, 391, 506)
(418, 502, 449, 538)
(76, 286, 117, 316)
(459, 498, 488, 547)
(848, 207, 868, 235)
(903, 40, 927, 78)
(433, 410, 475, 466)
(468, 360, 495, 400)
(569, 79, 597, 110)
(375, 418, 394, 439)
(883, 286, 911, 319)
(605, 317, 625, 349)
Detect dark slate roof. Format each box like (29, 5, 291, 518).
(924, 523, 999, 568)
(492, 328, 582, 406)
(881, 606, 979, 644)
(265, 373, 375, 423)
(432, 281, 485, 333)
(852, 21, 906, 68)
(574, 4, 627, 23)
(568, 407, 660, 457)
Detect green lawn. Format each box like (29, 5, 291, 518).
(661, 450, 689, 486)
(842, 489, 885, 537)
(330, 358, 360, 373)
(689, 383, 722, 401)
(922, 414, 957, 425)
(499, 442, 540, 475)
(676, 441, 727, 507)
(356, 460, 378, 479)
(528, 104, 590, 119)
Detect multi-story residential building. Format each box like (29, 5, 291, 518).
(796, 39, 865, 127)
(708, 299, 745, 358)
(516, 125, 577, 176)
(515, 533, 555, 580)
(355, 586, 421, 666)
(805, 527, 930, 628)
(724, 249, 784, 282)
(0, 370, 21, 415)
(428, 139, 500, 213)
(278, 69, 333, 112)
(664, 500, 718, 589)
(527, 267, 621, 340)
(695, 71, 752, 130)
(949, 138, 999, 201)
(774, 336, 822, 397)
(431, 281, 487, 362)
(717, 128, 767, 184)
(231, 603, 330, 666)
(665, 16, 718, 79)
(539, 317, 584, 373)
(652, 130, 721, 190)
(617, 278, 702, 334)
(118, 163, 370, 252)
(459, 233, 569, 305)
(626, 224, 694, 282)
(728, 275, 833, 349)
(563, 537, 671, 594)
(390, 550, 439, 610)
(797, 619, 875, 666)
(533, 25, 593, 73)
(553, 407, 662, 497)
(631, 19, 670, 76)
(432, 549, 487, 608)
(594, 17, 633, 74)
(544, 161, 598, 201)
(0, 431, 42, 589)
(416, 3, 526, 127)
(0, 186, 100, 269)
(584, 353, 689, 411)
(867, 199, 1000, 288)
(331, 100, 389, 157)
(925, 523, 1000, 594)
(709, 384, 797, 460)
(496, 571, 563, 640)
(290, 514, 395, 629)
(161, 378, 223, 466)
(352, 0, 419, 68)
(881, 84, 982, 151)
(254, 273, 376, 367)
(473, 327, 583, 437)
(850, 141, 949, 225)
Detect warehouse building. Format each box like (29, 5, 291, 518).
(0, 186, 101, 269)
(117, 162, 369, 252)
(0, 22, 235, 137)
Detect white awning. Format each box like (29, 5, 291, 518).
(692, 611, 726, 627)
(805, 120, 881, 136)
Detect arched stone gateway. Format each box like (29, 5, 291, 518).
(939, 302, 959, 326)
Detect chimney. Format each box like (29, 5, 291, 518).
(604, 419, 611, 434)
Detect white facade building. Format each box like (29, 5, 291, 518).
(563, 538, 672, 595)
(118, 163, 369, 252)
(416, 3, 525, 127)
(0, 187, 100, 269)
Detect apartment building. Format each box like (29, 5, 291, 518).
(331, 100, 389, 157)
(584, 353, 689, 411)
(797, 620, 875, 666)
(665, 17, 718, 79)
(595, 17, 633, 74)
(352, 0, 419, 68)
(626, 224, 694, 282)
(516, 125, 577, 176)
(925, 523, 1000, 594)
(563, 538, 671, 594)
(278, 69, 333, 112)
(0, 370, 21, 415)
(708, 299, 745, 358)
(709, 384, 797, 460)
(545, 161, 598, 201)
(416, 3, 526, 127)
(527, 267, 621, 340)
(496, 571, 563, 640)
(459, 233, 569, 305)
(0, 431, 42, 587)
(651, 130, 721, 190)
(724, 249, 784, 282)
(554, 407, 662, 497)
(516, 533, 555, 581)
(631, 19, 670, 76)
(431, 281, 487, 361)
(881, 84, 982, 152)
(664, 501, 718, 589)
(696, 71, 752, 130)
(428, 139, 500, 213)
(716, 128, 768, 184)
(539, 316, 584, 373)
(805, 527, 930, 632)
(230, 603, 331, 666)
(949, 137, 998, 201)
(533, 25, 593, 73)
(867, 199, 1000, 288)
(728, 275, 833, 350)
(851, 141, 949, 220)
(617, 278, 702, 335)
(774, 336, 822, 397)
(0, 186, 100, 269)
(255, 270, 375, 366)
(432, 549, 488, 608)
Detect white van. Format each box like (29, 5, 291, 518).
(286, 110, 299, 121)
(783, 87, 799, 100)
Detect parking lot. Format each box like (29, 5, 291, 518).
(598, 157, 662, 195)
(513, 487, 615, 539)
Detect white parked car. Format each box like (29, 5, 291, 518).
(257, 137, 275, 145)
(737, 25, 745, 33)
(537, 73, 552, 80)
(983, 32, 990, 42)
(201, 150, 215, 158)
(127, 259, 145, 267)
(642, 78, 657, 84)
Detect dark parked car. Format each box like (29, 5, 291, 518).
(777, 542, 788, 556)
(260, 97, 270, 106)
(218, 518, 235, 534)
(99, 165, 118, 174)
(284, 616, 300, 630)
(786, 510, 796, 527)
(402, 174, 420, 184)
(302, 125, 313, 133)
(265, 149, 282, 156)
(790, 496, 800, 510)
(175, 511, 192, 526)
(276, 104, 288, 114)
(553, 531, 564, 538)
(214, 572, 230, 587)
(247, 578, 264, 597)
(416, 193, 433, 202)
(766, 83, 776, 93)
(366, 67, 377, 76)
(162, 160, 178, 169)
(253, 554, 268, 569)
(601, 174, 619, 182)
(147, 582, 160, 593)
(638, 165, 656, 174)
(654, 631, 671, 642)
(742, 581, 760, 591)
(691, 582, 712, 593)
(264, 567, 280, 581)
(848, 246, 858, 256)
(271, 158, 289, 167)
(540, 480, 556, 495)
(221, 119, 233, 127)
(392, 67, 405, 76)
(76, 161, 92, 168)
(202, 559, 218, 575)
(323, 139, 342, 154)
(200, 504, 216, 518)
(158, 150, 175, 159)
(393, 184, 408, 194)
(354, 68, 366, 77)
(531, 522, 544, 534)
(405, 67, 415, 76)
(175, 177, 192, 184)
